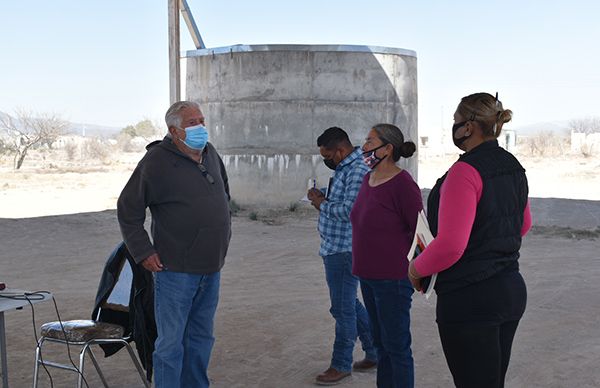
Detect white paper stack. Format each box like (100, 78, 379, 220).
(407, 210, 437, 299)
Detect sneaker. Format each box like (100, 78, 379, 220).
(315, 367, 351, 385)
(352, 358, 377, 372)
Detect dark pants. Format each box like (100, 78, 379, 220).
(360, 278, 414, 388)
(436, 270, 527, 388)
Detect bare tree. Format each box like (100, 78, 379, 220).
(523, 130, 569, 157)
(569, 117, 600, 157)
(0, 109, 68, 169)
(568, 117, 600, 134)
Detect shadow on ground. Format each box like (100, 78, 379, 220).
(1, 196, 598, 387)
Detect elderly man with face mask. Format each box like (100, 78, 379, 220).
(117, 100, 231, 388)
(307, 126, 377, 386)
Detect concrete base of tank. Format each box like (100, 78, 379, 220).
(185, 44, 418, 205)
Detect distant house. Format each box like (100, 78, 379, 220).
(571, 131, 600, 155)
(52, 135, 86, 149)
(499, 129, 517, 153)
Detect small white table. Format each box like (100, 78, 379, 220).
(0, 289, 52, 388)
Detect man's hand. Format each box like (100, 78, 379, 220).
(307, 188, 326, 210)
(141, 253, 164, 272)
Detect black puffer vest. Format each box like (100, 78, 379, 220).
(427, 140, 528, 294)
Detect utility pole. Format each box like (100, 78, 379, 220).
(168, 0, 181, 104)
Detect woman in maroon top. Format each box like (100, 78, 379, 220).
(350, 123, 423, 388)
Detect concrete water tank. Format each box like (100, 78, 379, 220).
(184, 44, 418, 205)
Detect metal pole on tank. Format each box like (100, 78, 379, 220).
(168, 0, 181, 104)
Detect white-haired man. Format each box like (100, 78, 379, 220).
(118, 101, 231, 387)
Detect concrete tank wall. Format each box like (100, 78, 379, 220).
(184, 44, 418, 206)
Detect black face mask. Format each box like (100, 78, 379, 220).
(323, 158, 337, 170)
(362, 144, 388, 170)
(452, 121, 469, 148)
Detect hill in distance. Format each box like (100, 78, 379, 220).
(512, 120, 571, 137)
(67, 122, 121, 137)
(1, 110, 121, 138)
(2, 110, 575, 138)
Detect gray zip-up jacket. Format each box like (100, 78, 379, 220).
(117, 137, 231, 274)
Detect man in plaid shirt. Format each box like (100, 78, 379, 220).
(307, 127, 377, 385)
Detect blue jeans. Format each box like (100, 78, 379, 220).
(153, 270, 220, 388)
(323, 252, 377, 372)
(360, 278, 414, 388)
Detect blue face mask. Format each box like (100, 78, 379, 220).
(181, 124, 208, 150)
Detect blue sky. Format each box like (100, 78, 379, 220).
(1, 0, 599, 134)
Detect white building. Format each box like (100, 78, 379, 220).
(571, 131, 600, 156)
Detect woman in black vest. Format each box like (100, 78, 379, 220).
(407, 92, 532, 388)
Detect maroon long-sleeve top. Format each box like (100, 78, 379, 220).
(350, 170, 423, 279)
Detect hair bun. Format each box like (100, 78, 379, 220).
(400, 141, 416, 158)
(497, 109, 513, 124)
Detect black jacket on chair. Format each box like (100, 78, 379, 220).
(91, 242, 156, 381)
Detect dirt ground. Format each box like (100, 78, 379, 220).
(1, 151, 599, 387)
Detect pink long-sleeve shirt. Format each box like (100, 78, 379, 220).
(414, 161, 532, 277)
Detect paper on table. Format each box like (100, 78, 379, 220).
(407, 210, 437, 299)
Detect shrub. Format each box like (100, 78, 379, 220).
(230, 199, 242, 215)
(64, 142, 78, 161)
(83, 138, 110, 161)
(115, 133, 134, 152)
(523, 131, 569, 157)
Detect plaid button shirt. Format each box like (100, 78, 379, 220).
(318, 147, 369, 256)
